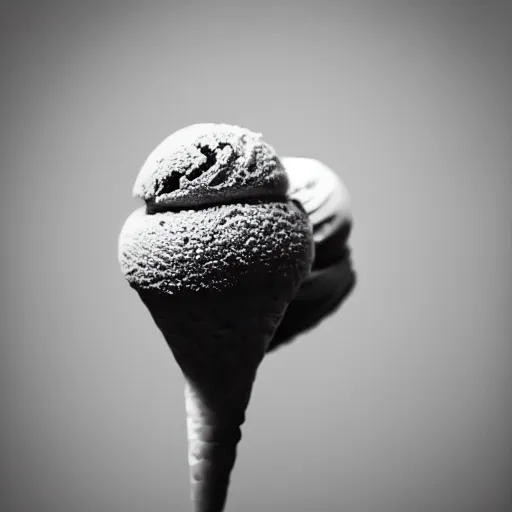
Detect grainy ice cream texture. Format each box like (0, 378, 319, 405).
(118, 123, 313, 512)
(119, 201, 312, 295)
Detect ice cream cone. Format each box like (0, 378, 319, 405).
(118, 124, 313, 511)
(137, 284, 296, 511)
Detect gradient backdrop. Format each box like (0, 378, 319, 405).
(1, 2, 511, 511)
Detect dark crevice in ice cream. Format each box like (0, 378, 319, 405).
(146, 195, 289, 214)
(157, 172, 181, 195)
(187, 142, 233, 183)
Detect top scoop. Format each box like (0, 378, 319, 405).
(133, 123, 289, 211)
(119, 124, 313, 295)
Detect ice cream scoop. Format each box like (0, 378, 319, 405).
(118, 124, 313, 512)
(133, 123, 288, 212)
(269, 157, 355, 350)
(285, 156, 351, 247)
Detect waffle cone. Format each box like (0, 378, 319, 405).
(137, 280, 297, 512)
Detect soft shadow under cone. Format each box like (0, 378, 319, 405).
(137, 282, 297, 512)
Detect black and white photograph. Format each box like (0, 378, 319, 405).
(1, 2, 511, 511)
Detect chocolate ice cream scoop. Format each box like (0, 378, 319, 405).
(132, 123, 289, 211)
(269, 157, 356, 350)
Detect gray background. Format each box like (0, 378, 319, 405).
(1, 1, 511, 511)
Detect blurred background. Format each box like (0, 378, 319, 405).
(1, 1, 511, 511)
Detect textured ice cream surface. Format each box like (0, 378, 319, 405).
(118, 200, 313, 295)
(133, 124, 289, 211)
